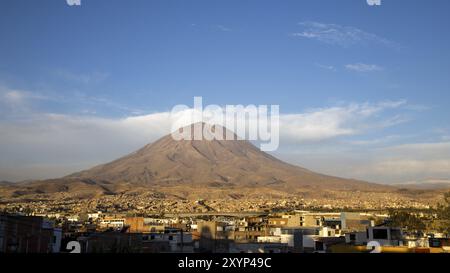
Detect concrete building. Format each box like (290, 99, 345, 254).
(367, 226, 403, 246)
(76, 232, 143, 253)
(196, 221, 232, 252)
(142, 231, 194, 253)
(100, 217, 125, 230)
(0, 214, 61, 253)
(230, 242, 288, 253)
(345, 231, 368, 245)
(302, 236, 346, 253)
(268, 217, 288, 227)
(341, 212, 374, 231)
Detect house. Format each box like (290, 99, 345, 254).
(76, 232, 143, 253)
(230, 242, 289, 253)
(308, 236, 346, 253)
(345, 231, 368, 245)
(142, 230, 194, 253)
(366, 226, 403, 246)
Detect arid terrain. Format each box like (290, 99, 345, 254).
(0, 124, 445, 212)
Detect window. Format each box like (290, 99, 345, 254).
(315, 242, 324, 251)
(391, 229, 402, 240)
(373, 229, 388, 240)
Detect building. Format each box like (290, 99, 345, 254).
(99, 217, 125, 230)
(305, 237, 346, 253)
(0, 214, 61, 253)
(125, 217, 145, 233)
(233, 217, 267, 242)
(142, 230, 194, 253)
(230, 242, 288, 253)
(196, 221, 232, 252)
(341, 212, 373, 231)
(76, 232, 143, 253)
(367, 226, 403, 246)
(345, 231, 368, 245)
(268, 217, 288, 227)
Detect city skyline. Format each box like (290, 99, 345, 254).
(0, 1, 449, 260)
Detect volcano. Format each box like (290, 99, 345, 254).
(0, 123, 393, 200)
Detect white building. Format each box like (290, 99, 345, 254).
(52, 228, 62, 253)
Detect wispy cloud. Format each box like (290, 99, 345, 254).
(55, 69, 109, 84)
(190, 24, 233, 33)
(345, 63, 383, 72)
(350, 142, 450, 182)
(1, 86, 52, 102)
(2, 89, 48, 104)
(275, 140, 450, 184)
(214, 25, 232, 32)
(280, 100, 407, 143)
(315, 63, 336, 71)
(0, 87, 54, 114)
(290, 21, 397, 48)
(348, 135, 408, 146)
(70, 92, 146, 116)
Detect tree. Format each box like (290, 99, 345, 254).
(435, 191, 450, 235)
(388, 210, 426, 232)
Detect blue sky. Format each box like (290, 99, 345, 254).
(1, 0, 450, 184)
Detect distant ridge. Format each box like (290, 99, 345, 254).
(0, 181, 13, 186)
(393, 179, 450, 190)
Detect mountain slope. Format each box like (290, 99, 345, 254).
(1, 123, 394, 201)
(67, 123, 390, 192)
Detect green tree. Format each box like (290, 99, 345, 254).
(435, 191, 450, 235)
(388, 210, 426, 232)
